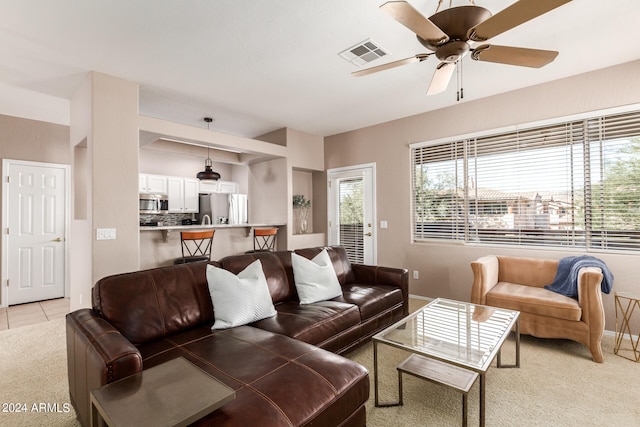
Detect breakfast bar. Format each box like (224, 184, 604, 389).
(140, 222, 285, 241)
(139, 223, 285, 269)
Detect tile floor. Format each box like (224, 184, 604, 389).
(0, 298, 70, 331)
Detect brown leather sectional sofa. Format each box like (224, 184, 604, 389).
(66, 246, 408, 426)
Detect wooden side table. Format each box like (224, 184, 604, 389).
(90, 357, 235, 426)
(614, 292, 640, 362)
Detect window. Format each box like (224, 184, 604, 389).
(411, 109, 640, 251)
(338, 177, 365, 263)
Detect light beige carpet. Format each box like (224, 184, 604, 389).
(0, 319, 79, 427)
(348, 333, 640, 426)
(1, 317, 639, 426)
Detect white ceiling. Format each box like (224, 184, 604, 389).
(1, 0, 639, 138)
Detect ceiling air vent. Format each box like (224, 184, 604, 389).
(339, 39, 388, 67)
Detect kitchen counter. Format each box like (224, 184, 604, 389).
(140, 223, 284, 231)
(140, 223, 285, 241)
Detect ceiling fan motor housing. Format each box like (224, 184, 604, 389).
(435, 40, 469, 62)
(417, 5, 492, 49)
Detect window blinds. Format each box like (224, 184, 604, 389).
(411, 109, 640, 251)
(338, 177, 365, 263)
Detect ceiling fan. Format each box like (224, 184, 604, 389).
(353, 0, 572, 95)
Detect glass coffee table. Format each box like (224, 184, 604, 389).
(373, 298, 520, 427)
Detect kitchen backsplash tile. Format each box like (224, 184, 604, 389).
(140, 213, 192, 226)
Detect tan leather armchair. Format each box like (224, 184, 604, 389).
(471, 255, 605, 362)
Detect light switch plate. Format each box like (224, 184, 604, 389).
(96, 228, 116, 240)
(380, 220, 388, 229)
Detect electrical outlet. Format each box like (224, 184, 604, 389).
(413, 270, 419, 280)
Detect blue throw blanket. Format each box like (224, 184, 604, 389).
(544, 256, 613, 298)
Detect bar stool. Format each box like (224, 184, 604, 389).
(174, 230, 215, 264)
(246, 228, 278, 253)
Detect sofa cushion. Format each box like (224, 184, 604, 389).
(292, 250, 343, 304)
(497, 256, 559, 287)
(336, 284, 404, 321)
(250, 300, 361, 347)
(486, 282, 582, 321)
(92, 261, 213, 344)
(206, 260, 276, 329)
(138, 326, 369, 427)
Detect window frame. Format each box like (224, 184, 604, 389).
(410, 105, 640, 253)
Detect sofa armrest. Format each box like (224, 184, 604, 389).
(351, 264, 409, 316)
(577, 267, 606, 328)
(470, 255, 500, 305)
(66, 309, 142, 426)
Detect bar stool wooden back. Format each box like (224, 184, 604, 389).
(174, 230, 215, 264)
(247, 228, 278, 253)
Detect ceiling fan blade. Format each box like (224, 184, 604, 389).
(471, 44, 558, 68)
(381, 1, 448, 45)
(427, 62, 456, 95)
(468, 0, 572, 42)
(352, 53, 430, 77)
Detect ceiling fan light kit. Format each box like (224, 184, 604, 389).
(355, 0, 572, 97)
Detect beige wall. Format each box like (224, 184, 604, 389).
(249, 158, 289, 222)
(70, 72, 140, 310)
(0, 114, 70, 306)
(140, 147, 235, 181)
(0, 115, 70, 164)
(325, 59, 640, 332)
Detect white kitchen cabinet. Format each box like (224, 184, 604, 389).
(183, 178, 199, 212)
(167, 177, 199, 213)
(198, 180, 219, 194)
(139, 174, 168, 194)
(217, 180, 239, 194)
(197, 180, 239, 194)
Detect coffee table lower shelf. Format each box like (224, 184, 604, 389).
(396, 354, 479, 427)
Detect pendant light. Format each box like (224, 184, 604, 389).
(197, 117, 221, 181)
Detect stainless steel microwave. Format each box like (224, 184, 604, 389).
(139, 193, 168, 214)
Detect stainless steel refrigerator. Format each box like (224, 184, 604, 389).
(228, 193, 248, 224)
(198, 193, 247, 224)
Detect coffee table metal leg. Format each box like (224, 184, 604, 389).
(515, 319, 520, 368)
(462, 393, 468, 427)
(398, 369, 404, 406)
(373, 341, 402, 407)
(479, 373, 486, 427)
(497, 318, 520, 368)
(374, 340, 380, 406)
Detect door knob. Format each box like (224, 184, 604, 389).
(364, 232, 372, 237)
(52, 237, 63, 242)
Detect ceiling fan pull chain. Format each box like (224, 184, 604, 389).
(460, 59, 464, 100)
(456, 59, 460, 102)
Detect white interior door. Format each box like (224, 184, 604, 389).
(3, 160, 68, 306)
(328, 164, 376, 265)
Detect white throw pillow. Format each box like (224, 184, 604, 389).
(291, 249, 343, 304)
(206, 260, 276, 329)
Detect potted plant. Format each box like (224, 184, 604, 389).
(292, 194, 311, 233)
